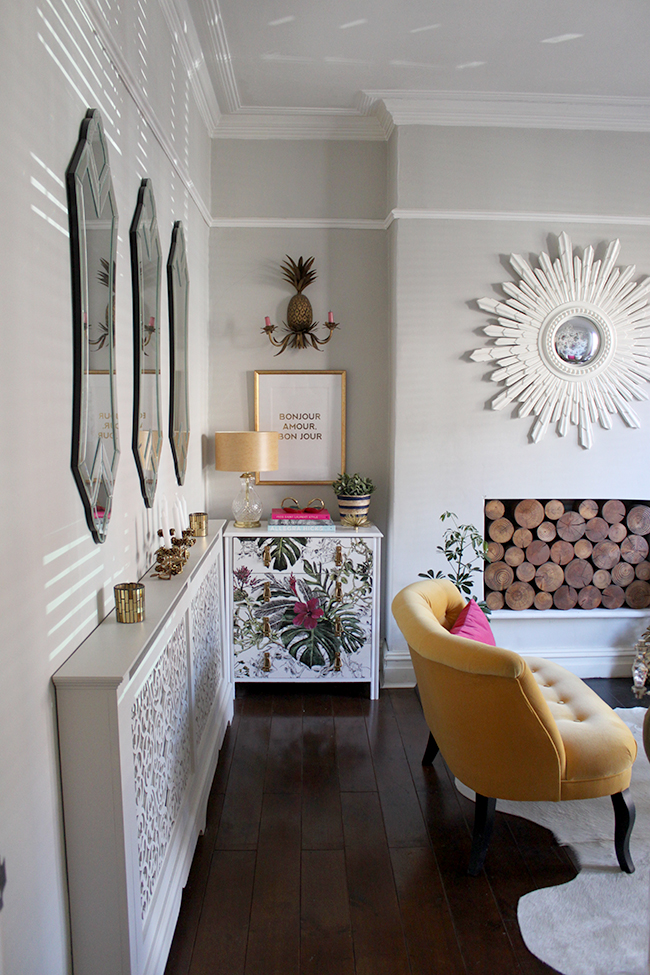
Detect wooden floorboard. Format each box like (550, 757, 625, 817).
(165, 679, 645, 975)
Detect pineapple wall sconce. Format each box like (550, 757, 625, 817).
(262, 255, 340, 355)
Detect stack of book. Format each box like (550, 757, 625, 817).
(266, 507, 335, 531)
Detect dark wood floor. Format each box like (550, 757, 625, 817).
(165, 678, 646, 975)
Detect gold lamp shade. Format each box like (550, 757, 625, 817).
(214, 431, 279, 473)
(214, 431, 279, 527)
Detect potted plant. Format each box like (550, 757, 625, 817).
(332, 472, 375, 523)
(419, 511, 490, 613)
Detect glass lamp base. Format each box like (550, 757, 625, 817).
(232, 472, 263, 528)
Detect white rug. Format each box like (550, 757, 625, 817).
(457, 708, 650, 975)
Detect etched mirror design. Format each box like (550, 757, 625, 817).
(130, 179, 162, 507)
(472, 232, 650, 448)
(66, 109, 119, 543)
(167, 221, 190, 485)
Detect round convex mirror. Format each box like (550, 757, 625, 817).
(554, 316, 601, 365)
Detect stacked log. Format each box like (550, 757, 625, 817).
(485, 499, 650, 610)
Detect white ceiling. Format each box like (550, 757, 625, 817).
(182, 0, 650, 137)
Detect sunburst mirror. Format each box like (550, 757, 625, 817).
(471, 233, 650, 448)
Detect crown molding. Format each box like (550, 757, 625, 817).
(196, 0, 241, 114)
(209, 89, 650, 141)
(212, 109, 387, 140)
(159, 0, 222, 135)
(75, 0, 212, 224)
(367, 90, 650, 132)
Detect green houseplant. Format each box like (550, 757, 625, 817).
(332, 472, 375, 523)
(419, 511, 490, 612)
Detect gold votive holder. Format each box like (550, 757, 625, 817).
(114, 583, 145, 623)
(189, 512, 208, 536)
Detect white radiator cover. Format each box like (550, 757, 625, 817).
(53, 522, 232, 975)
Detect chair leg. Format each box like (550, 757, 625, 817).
(612, 788, 635, 874)
(468, 794, 496, 876)
(422, 731, 439, 766)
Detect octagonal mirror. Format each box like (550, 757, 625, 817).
(167, 221, 190, 485)
(66, 109, 119, 543)
(130, 179, 162, 507)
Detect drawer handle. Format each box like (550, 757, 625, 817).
(263, 546, 271, 567)
(334, 652, 341, 672)
(334, 616, 342, 637)
(335, 580, 342, 601)
(335, 545, 343, 566)
(263, 651, 271, 672)
(263, 582, 271, 602)
(263, 616, 271, 637)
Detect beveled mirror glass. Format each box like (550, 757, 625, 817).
(130, 179, 162, 507)
(66, 109, 119, 543)
(167, 221, 190, 485)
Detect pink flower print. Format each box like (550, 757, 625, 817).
(293, 598, 324, 630)
(234, 566, 251, 587)
(288, 573, 297, 595)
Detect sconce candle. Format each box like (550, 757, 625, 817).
(328, 311, 334, 323)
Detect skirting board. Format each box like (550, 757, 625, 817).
(381, 647, 637, 687)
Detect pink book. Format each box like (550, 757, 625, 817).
(271, 508, 331, 520)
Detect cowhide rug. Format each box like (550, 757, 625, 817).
(457, 708, 649, 975)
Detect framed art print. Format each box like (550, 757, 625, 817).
(254, 370, 346, 484)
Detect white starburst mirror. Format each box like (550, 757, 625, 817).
(471, 233, 650, 448)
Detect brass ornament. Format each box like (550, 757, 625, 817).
(263, 256, 340, 354)
(152, 527, 196, 579)
(341, 515, 370, 530)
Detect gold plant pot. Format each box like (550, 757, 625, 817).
(189, 512, 208, 536)
(114, 583, 145, 623)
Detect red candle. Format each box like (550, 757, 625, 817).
(265, 316, 271, 327)
(328, 311, 334, 323)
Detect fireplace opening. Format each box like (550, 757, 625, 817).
(484, 498, 650, 611)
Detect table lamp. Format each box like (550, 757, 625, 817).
(214, 431, 279, 528)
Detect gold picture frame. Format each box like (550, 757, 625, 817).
(254, 370, 346, 485)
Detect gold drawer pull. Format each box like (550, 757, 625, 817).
(334, 617, 342, 637)
(263, 582, 271, 602)
(263, 651, 271, 672)
(263, 546, 271, 567)
(335, 545, 343, 566)
(263, 616, 271, 637)
(335, 580, 342, 601)
(334, 652, 341, 672)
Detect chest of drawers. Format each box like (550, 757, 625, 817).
(224, 522, 382, 698)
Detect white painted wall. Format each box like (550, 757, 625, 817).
(0, 3, 211, 973)
(385, 125, 650, 675)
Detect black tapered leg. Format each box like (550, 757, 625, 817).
(612, 788, 635, 873)
(468, 794, 496, 876)
(422, 731, 439, 766)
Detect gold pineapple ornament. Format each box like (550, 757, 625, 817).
(262, 255, 340, 354)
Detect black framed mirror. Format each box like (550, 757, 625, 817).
(66, 109, 119, 544)
(130, 179, 163, 508)
(167, 221, 190, 485)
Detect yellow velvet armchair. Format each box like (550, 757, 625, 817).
(392, 578, 638, 875)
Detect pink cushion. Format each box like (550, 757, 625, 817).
(450, 599, 496, 645)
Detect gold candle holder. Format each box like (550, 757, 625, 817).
(189, 512, 208, 536)
(114, 583, 145, 623)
